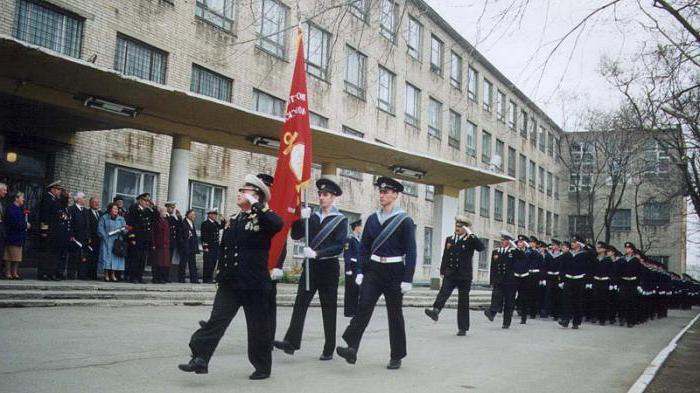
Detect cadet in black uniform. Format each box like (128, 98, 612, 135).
(179, 174, 282, 380)
(37, 181, 66, 281)
(424, 215, 484, 335)
(513, 235, 533, 325)
(200, 209, 223, 284)
(274, 178, 347, 360)
(164, 202, 181, 283)
(336, 177, 416, 370)
(618, 242, 642, 327)
(343, 219, 363, 317)
(543, 239, 563, 319)
(484, 230, 521, 329)
(592, 242, 614, 325)
(558, 236, 590, 329)
(125, 193, 154, 283)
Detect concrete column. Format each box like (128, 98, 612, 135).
(430, 185, 460, 289)
(167, 135, 191, 211)
(320, 162, 338, 181)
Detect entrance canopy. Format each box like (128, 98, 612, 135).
(0, 36, 513, 190)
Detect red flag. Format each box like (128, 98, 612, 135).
(267, 29, 313, 270)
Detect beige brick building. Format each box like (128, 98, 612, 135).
(3, 0, 684, 281)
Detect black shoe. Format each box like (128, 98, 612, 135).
(198, 320, 207, 328)
(558, 320, 569, 328)
(424, 308, 439, 322)
(203, 279, 212, 284)
(191, 280, 201, 284)
(272, 340, 295, 355)
(456, 330, 467, 336)
(572, 324, 580, 330)
(627, 322, 634, 328)
(599, 321, 606, 326)
(39, 274, 51, 281)
(484, 309, 495, 322)
(336, 346, 357, 364)
(502, 324, 510, 329)
(178, 357, 208, 374)
(249, 371, 270, 380)
(178, 279, 186, 283)
(520, 319, 527, 324)
(386, 359, 401, 370)
(319, 353, 333, 361)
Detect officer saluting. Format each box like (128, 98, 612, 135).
(179, 174, 283, 380)
(343, 219, 363, 318)
(336, 177, 416, 370)
(424, 215, 484, 336)
(274, 177, 347, 361)
(484, 230, 521, 329)
(125, 192, 154, 284)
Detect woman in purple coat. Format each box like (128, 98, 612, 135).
(4, 192, 29, 280)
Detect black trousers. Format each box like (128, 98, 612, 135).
(561, 279, 585, 326)
(619, 281, 639, 325)
(593, 281, 611, 323)
(202, 249, 218, 282)
(284, 259, 339, 356)
(128, 249, 148, 282)
(344, 272, 360, 317)
(488, 280, 516, 326)
(432, 276, 471, 331)
(583, 283, 595, 320)
(189, 283, 271, 374)
(609, 288, 620, 322)
(543, 277, 562, 318)
(67, 248, 87, 279)
(152, 265, 170, 282)
(178, 252, 199, 282)
(515, 276, 532, 323)
(269, 281, 279, 343)
(342, 263, 406, 360)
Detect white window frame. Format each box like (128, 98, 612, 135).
(406, 15, 422, 60)
(428, 97, 443, 139)
(377, 65, 396, 114)
(448, 110, 461, 148)
(466, 120, 477, 156)
(195, 0, 235, 31)
(103, 165, 158, 209)
(379, 0, 398, 43)
(405, 82, 421, 127)
(305, 23, 331, 80)
(189, 181, 226, 231)
(450, 51, 462, 89)
(430, 34, 444, 76)
(344, 45, 367, 99)
(257, 0, 289, 59)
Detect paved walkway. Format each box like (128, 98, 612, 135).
(646, 317, 700, 393)
(1, 305, 698, 393)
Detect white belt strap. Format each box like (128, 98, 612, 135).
(514, 272, 530, 278)
(529, 269, 540, 273)
(370, 254, 403, 263)
(565, 274, 585, 279)
(547, 271, 559, 275)
(621, 276, 637, 281)
(594, 276, 610, 281)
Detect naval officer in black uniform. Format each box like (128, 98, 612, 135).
(484, 230, 521, 329)
(179, 174, 283, 380)
(336, 177, 416, 370)
(343, 219, 363, 317)
(200, 209, 223, 284)
(424, 215, 484, 335)
(274, 178, 347, 360)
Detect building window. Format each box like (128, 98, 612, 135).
(530, 117, 537, 147)
(344, 45, 367, 99)
(379, 0, 397, 43)
(520, 110, 528, 138)
(305, 23, 331, 80)
(518, 154, 527, 183)
(648, 256, 670, 269)
(507, 147, 516, 177)
(342, 125, 364, 138)
(405, 83, 421, 127)
(495, 139, 505, 173)
(529, 160, 536, 188)
(377, 66, 396, 113)
(496, 90, 507, 123)
(554, 176, 560, 199)
(191, 64, 232, 102)
(450, 51, 463, 89)
(309, 112, 328, 128)
(538, 126, 546, 152)
(402, 181, 418, 196)
(568, 215, 590, 238)
(569, 173, 592, 193)
(546, 171, 553, 196)
(494, 190, 504, 222)
(611, 209, 631, 231)
(478, 239, 490, 270)
(465, 188, 476, 213)
(481, 131, 492, 164)
(643, 201, 671, 225)
(507, 195, 515, 225)
(252, 89, 285, 117)
(483, 78, 493, 112)
(508, 100, 517, 130)
(102, 165, 158, 209)
(546, 211, 552, 235)
(538, 166, 545, 192)
(537, 208, 544, 234)
(14, 0, 83, 58)
(430, 35, 444, 76)
(448, 110, 461, 148)
(466, 121, 477, 156)
(467, 66, 479, 102)
(480, 186, 491, 218)
(425, 185, 435, 201)
(644, 140, 671, 175)
(528, 203, 536, 231)
(341, 126, 364, 179)
(258, 0, 289, 58)
(428, 97, 443, 139)
(424, 227, 433, 266)
(547, 132, 555, 156)
(518, 199, 526, 228)
(406, 15, 422, 60)
(553, 214, 559, 237)
(196, 0, 234, 31)
(189, 181, 225, 230)
(114, 35, 167, 84)
(349, 0, 369, 22)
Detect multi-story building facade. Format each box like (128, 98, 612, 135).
(0, 0, 630, 283)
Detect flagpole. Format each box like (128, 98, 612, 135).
(303, 188, 310, 291)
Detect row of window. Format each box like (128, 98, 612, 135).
(568, 203, 672, 235)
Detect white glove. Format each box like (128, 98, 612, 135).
(345, 271, 353, 275)
(355, 274, 364, 286)
(609, 285, 614, 291)
(585, 283, 593, 290)
(270, 268, 284, 281)
(464, 227, 473, 236)
(303, 247, 317, 259)
(401, 282, 413, 294)
(300, 207, 312, 219)
(540, 280, 546, 286)
(558, 282, 564, 289)
(509, 240, 518, 249)
(637, 286, 643, 294)
(244, 193, 259, 205)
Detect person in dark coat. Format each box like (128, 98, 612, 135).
(200, 209, 223, 284)
(86, 197, 103, 280)
(543, 239, 563, 319)
(424, 215, 485, 335)
(178, 209, 200, 283)
(343, 219, 363, 317)
(179, 174, 283, 380)
(4, 191, 29, 280)
(125, 193, 154, 283)
(618, 242, 642, 327)
(150, 206, 171, 284)
(66, 192, 91, 280)
(558, 236, 591, 329)
(37, 181, 66, 280)
(592, 242, 614, 325)
(484, 230, 521, 329)
(165, 201, 182, 281)
(0, 182, 8, 275)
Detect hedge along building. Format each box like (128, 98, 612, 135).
(0, 0, 569, 283)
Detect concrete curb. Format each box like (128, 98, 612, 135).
(626, 311, 700, 393)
